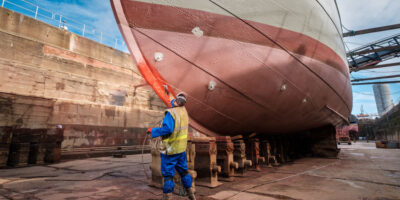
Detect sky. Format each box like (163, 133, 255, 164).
(9, 0, 128, 51)
(336, 0, 400, 116)
(4, 0, 400, 117)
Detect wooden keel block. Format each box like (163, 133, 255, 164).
(232, 139, 252, 176)
(245, 137, 264, 171)
(192, 137, 222, 188)
(261, 140, 279, 167)
(215, 136, 238, 181)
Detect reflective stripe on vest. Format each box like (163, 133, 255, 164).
(162, 133, 188, 143)
(162, 106, 189, 155)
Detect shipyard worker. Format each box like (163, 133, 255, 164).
(147, 92, 196, 200)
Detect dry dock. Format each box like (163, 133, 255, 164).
(0, 141, 399, 200)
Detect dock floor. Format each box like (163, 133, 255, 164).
(1, 141, 399, 200)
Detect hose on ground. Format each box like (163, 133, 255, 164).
(141, 119, 163, 179)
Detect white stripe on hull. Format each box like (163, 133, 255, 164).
(131, 0, 346, 63)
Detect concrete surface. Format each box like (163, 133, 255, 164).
(0, 141, 399, 200)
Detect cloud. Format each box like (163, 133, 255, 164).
(352, 102, 377, 115)
(338, 0, 400, 114)
(30, 1, 120, 37)
(352, 92, 375, 101)
(337, 0, 400, 30)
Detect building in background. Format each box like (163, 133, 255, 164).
(373, 84, 394, 116)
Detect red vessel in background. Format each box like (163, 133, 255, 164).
(111, 0, 352, 137)
(336, 124, 359, 145)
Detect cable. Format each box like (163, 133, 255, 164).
(141, 131, 150, 179)
(353, 90, 400, 96)
(141, 119, 163, 180)
(343, 41, 351, 52)
(342, 25, 353, 32)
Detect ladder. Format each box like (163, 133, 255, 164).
(347, 33, 400, 72)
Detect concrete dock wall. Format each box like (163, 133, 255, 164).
(0, 7, 164, 165)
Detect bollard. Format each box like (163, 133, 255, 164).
(192, 137, 222, 188)
(232, 135, 252, 176)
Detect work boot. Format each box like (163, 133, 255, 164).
(186, 188, 196, 200)
(162, 193, 172, 200)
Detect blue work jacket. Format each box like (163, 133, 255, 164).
(150, 100, 176, 138)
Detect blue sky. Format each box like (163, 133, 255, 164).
(337, 0, 400, 115)
(4, 0, 400, 116)
(4, 0, 128, 51)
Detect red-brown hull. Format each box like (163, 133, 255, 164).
(111, 0, 352, 136)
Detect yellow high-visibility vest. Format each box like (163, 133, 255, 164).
(162, 106, 189, 155)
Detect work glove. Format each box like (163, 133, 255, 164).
(146, 127, 152, 135)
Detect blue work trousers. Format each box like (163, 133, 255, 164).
(161, 151, 192, 193)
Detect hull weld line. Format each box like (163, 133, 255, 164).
(131, 26, 283, 121)
(208, 0, 350, 114)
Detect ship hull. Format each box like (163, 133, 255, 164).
(111, 0, 353, 136)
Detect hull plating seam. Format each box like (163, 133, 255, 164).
(132, 27, 284, 122)
(208, 0, 350, 113)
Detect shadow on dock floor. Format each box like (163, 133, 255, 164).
(0, 142, 399, 200)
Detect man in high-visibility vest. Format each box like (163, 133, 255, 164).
(147, 92, 196, 200)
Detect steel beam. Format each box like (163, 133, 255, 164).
(351, 74, 400, 82)
(352, 80, 400, 85)
(343, 23, 400, 37)
(351, 62, 400, 72)
(347, 45, 400, 56)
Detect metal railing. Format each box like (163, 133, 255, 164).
(1, 0, 128, 52)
